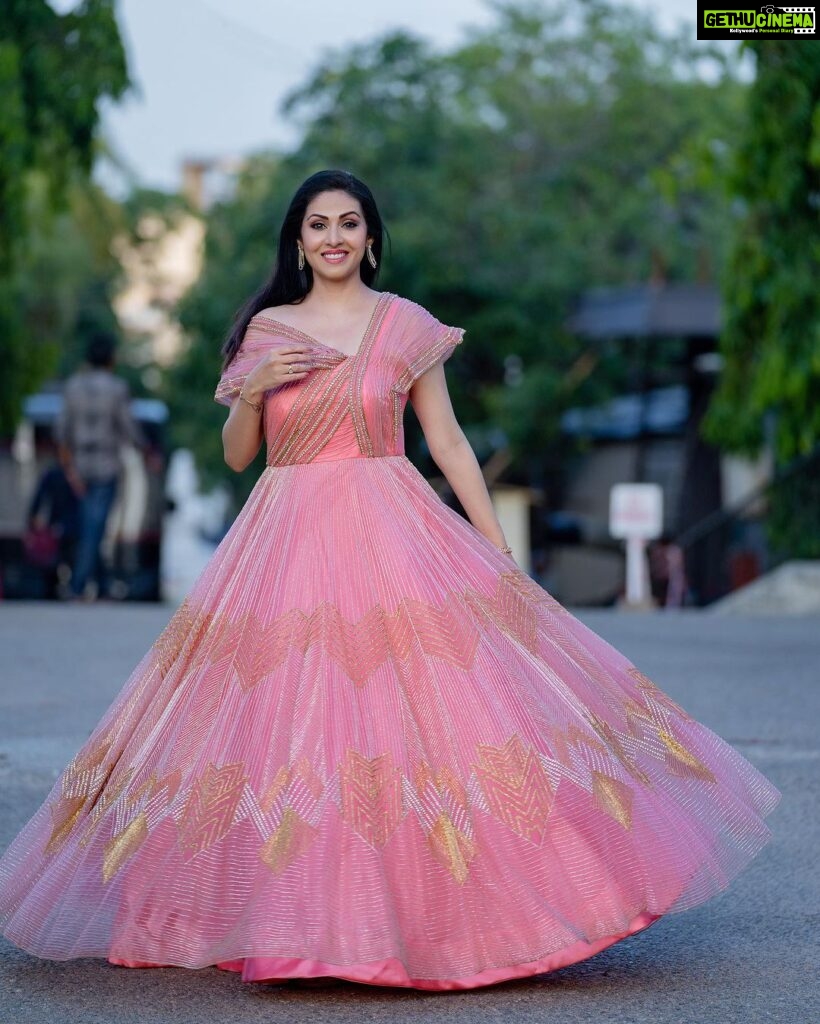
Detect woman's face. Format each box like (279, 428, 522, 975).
(300, 190, 372, 282)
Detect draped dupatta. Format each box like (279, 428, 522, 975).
(214, 294, 465, 465)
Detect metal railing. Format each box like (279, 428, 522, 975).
(675, 444, 820, 605)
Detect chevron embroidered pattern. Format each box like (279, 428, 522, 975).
(472, 735, 555, 845)
(339, 749, 404, 847)
(177, 762, 248, 859)
(148, 569, 560, 693)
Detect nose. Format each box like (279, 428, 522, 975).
(327, 222, 343, 246)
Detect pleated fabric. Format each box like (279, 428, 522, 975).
(0, 292, 780, 990)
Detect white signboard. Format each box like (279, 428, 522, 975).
(609, 483, 663, 540)
(609, 483, 664, 608)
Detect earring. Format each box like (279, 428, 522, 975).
(366, 243, 377, 269)
(297, 244, 305, 271)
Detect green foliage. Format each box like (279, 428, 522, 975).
(0, 0, 130, 433)
(0, 168, 129, 433)
(702, 43, 820, 463)
(170, 0, 745, 498)
(767, 463, 820, 560)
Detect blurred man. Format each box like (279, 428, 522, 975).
(55, 331, 153, 601)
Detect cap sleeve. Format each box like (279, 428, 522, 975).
(392, 302, 465, 395)
(214, 325, 270, 407)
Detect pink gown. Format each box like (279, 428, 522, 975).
(0, 292, 780, 990)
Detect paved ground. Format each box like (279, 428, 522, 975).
(0, 603, 816, 1024)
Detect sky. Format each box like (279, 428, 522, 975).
(55, 0, 708, 197)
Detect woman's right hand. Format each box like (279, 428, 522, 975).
(243, 343, 315, 398)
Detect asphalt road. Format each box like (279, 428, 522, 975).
(0, 603, 816, 1024)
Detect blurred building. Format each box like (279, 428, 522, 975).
(110, 155, 246, 372)
(111, 209, 205, 369)
(544, 283, 775, 606)
(181, 155, 247, 212)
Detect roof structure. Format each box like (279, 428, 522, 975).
(566, 284, 720, 339)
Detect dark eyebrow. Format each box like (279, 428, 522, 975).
(306, 211, 360, 219)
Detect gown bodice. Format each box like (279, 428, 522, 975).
(214, 292, 465, 467)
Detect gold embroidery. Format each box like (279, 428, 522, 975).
(77, 766, 165, 850)
(389, 596, 481, 667)
(350, 295, 393, 458)
(392, 327, 464, 395)
(39, 718, 720, 883)
(468, 568, 560, 652)
(259, 807, 318, 874)
(125, 768, 182, 810)
(624, 696, 659, 738)
(592, 770, 634, 830)
(587, 713, 652, 786)
(103, 812, 148, 883)
(152, 597, 193, 673)
(260, 766, 290, 813)
(81, 767, 135, 834)
(427, 811, 475, 885)
(505, 568, 570, 612)
(196, 569, 551, 692)
(628, 667, 694, 721)
(259, 758, 324, 812)
(60, 736, 113, 799)
(45, 735, 121, 854)
(177, 762, 248, 858)
(151, 599, 214, 678)
(548, 723, 608, 768)
(339, 748, 403, 847)
(257, 293, 394, 466)
(207, 615, 279, 692)
(44, 797, 86, 855)
(268, 363, 351, 467)
(214, 374, 248, 404)
(391, 388, 407, 448)
(473, 735, 554, 845)
(658, 730, 716, 783)
(415, 761, 468, 810)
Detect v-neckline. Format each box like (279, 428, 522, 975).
(251, 292, 394, 360)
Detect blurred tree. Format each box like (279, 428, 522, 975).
(702, 43, 820, 462)
(167, 0, 746, 505)
(281, 1, 744, 464)
(701, 42, 820, 558)
(19, 169, 127, 372)
(0, 0, 130, 432)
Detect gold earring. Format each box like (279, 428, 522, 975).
(297, 244, 305, 271)
(366, 243, 377, 269)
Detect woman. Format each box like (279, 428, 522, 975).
(0, 170, 780, 991)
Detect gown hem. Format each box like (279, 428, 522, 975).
(106, 911, 661, 991)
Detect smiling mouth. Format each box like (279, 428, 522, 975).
(321, 251, 349, 262)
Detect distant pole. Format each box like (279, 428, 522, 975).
(625, 536, 651, 605)
(610, 483, 663, 610)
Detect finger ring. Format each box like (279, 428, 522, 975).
(288, 364, 293, 374)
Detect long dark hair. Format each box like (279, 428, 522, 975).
(221, 169, 385, 370)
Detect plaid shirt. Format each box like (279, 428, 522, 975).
(54, 369, 146, 483)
